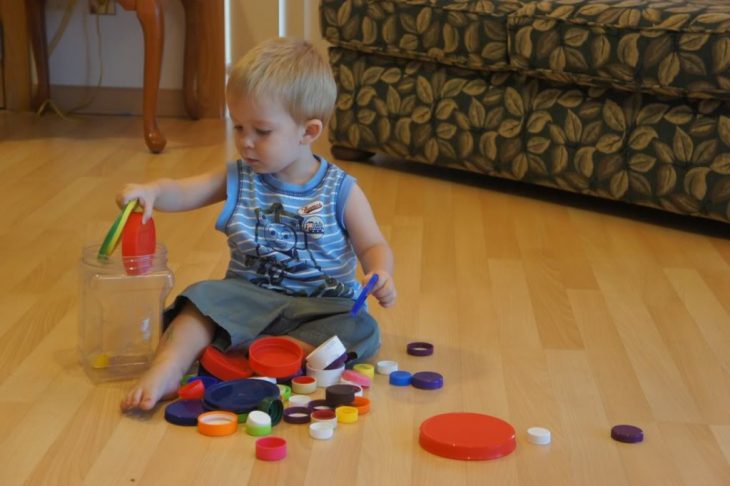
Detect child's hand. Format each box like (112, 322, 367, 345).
(116, 183, 159, 224)
(364, 271, 396, 308)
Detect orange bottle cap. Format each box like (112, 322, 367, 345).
(197, 411, 238, 437)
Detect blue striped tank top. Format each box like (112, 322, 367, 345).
(215, 156, 361, 299)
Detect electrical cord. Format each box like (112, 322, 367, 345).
(36, 0, 106, 118)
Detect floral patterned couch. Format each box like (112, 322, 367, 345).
(320, 0, 730, 223)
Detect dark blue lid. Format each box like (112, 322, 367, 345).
(164, 400, 206, 426)
(411, 371, 444, 390)
(203, 378, 280, 414)
(389, 370, 413, 386)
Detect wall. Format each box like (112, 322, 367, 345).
(229, 0, 327, 64)
(46, 0, 326, 91)
(45, 0, 185, 89)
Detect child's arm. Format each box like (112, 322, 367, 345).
(117, 168, 227, 223)
(344, 184, 397, 308)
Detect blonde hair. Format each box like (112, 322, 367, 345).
(227, 38, 337, 124)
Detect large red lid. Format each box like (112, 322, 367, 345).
(200, 346, 253, 381)
(248, 337, 304, 378)
(419, 413, 516, 460)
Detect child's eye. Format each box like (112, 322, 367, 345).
(233, 125, 243, 132)
(256, 129, 272, 136)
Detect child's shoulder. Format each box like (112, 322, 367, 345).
(318, 155, 354, 181)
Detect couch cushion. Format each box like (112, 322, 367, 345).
(508, 0, 730, 99)
(320, 0, 526, 71)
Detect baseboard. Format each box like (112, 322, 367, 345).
(45, 85, 188, 117)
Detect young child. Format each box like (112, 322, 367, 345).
(118, 38, 396, 411)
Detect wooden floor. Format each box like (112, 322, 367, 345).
(0, 111, 729, 485)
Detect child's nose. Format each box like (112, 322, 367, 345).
(241, 134, 254, 149)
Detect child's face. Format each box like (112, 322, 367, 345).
(228, 94, 315, 178)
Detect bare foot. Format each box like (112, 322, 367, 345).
(120, 360, 183, 412)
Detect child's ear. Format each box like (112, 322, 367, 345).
(301, 119, 323, 144)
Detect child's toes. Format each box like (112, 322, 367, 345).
(140, 396, 156, 411)
(121, 388, 142, 411)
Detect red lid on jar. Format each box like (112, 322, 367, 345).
(419, 413, 516, 461)
(121, 212, 157, 275)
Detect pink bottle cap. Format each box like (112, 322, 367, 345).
(255, 436, 287, 461)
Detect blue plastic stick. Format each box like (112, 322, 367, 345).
(351, 274, 379, 316)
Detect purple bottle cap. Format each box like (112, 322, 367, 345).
(307, 399, 333, 411)
(407, 342, 434, 356)
(325, 384, 358, 407)
(411, 371, 444, 390)
(611, 425, 644, 443)
(324, 352, 349, 370)
(283, 406, 311, 424)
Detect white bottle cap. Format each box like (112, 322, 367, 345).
(306, 335, 346, 370)
(247, 410, 272, 428)
(309, 421, 335, 440)
(288, 395, 312, 407)
(527, 427, 551, 445)
(306, 362, 345, 388)
(376, 360, 398, 375)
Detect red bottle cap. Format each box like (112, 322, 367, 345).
(419, 413, 516, 460)
(199, 346, 253, 381)
(178, 379, 205, 400)
(248, 337, 304, 378)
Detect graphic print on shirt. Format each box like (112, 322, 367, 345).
(244, 202, 353, 298)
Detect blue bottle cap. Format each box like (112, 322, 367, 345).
(389, 370, 413, 386)
(164, 400, 206, 426)
(411, 371, 444, 390)
(203, 379, 280, 414)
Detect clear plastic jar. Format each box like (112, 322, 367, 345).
(79, 244, 174, 382)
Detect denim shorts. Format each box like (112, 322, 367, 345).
(163, 278, 381, 363)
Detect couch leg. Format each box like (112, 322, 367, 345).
(331, 145, 375, 161)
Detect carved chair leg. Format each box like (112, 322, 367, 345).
(120, 0, 166, 153)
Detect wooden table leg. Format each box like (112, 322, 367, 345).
(119, 0, 166, 153)
(25, 0, 50, 111)
(180, 0, 225, 120)
(181, 0, 201, 120)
